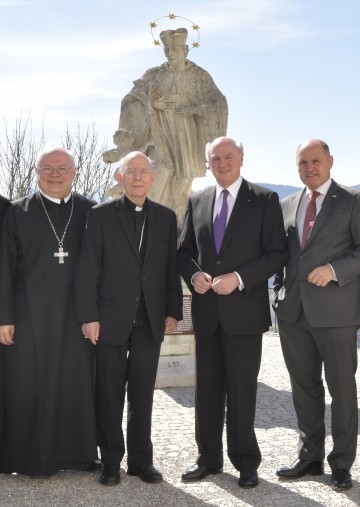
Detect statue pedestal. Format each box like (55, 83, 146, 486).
(155, 334, 195, 388)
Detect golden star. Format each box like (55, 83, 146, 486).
(192, 24, 200, 31)
(153, 40, 161, 46)
(192, 42, 200, 48)
(149, 21, 157, 28)
(168, 13, 176, 20)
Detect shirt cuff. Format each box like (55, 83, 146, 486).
(234, 271, 244, 291)
(327, 263, 337, 281)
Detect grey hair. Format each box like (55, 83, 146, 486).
(117, 151, 155, 174)
(35, 147, 75, 168)
(205, 137, 244, 163)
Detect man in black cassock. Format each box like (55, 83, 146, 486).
(0, 148, 97, 476)
(0, 193, 10, 461)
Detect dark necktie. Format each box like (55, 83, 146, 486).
(301, 191, 320, 250)
(213, 189, 229, 254)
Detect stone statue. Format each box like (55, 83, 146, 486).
(104, 27, 228, 224)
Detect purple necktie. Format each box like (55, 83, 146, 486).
(213, 189, 229, 253)
(301, 191, 320, 250)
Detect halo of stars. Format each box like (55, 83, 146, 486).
(149, 13, 200, 49)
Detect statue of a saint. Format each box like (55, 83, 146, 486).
(104, 27, 228, 224)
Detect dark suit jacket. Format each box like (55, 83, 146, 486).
(274, 180, 360, 327)
(76, 196, 183, 345)
(177, 180, 287, 336)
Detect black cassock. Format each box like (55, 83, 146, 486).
(0, 192, 97, 475)
(0, 195, 10, 454)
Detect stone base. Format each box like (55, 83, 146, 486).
(155, 334, 195, 388)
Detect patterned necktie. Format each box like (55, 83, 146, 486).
(213, 189, 229, 253)
(301, 191, 320, 250)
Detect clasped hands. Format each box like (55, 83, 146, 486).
(193, 271, 239, 296)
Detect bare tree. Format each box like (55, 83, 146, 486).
(0, 114, 45, 200)
(0, 116, 116, 202)
(62, 123, 116, 202)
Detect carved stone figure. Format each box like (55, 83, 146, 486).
(104, 27, 228, 224)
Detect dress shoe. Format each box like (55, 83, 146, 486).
(331, 468, 352, 490)
(181, 463, 223, 482)
(127, 464, 163, 483)
(99, 466, 120, 486)
(276, 458, 324, 478)
(238, 470, 259, 488)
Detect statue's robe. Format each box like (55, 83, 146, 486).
(0, 192, 97, 475)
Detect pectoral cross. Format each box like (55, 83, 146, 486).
(54, 246, 69, 264)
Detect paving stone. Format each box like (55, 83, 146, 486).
(0, 333, 358, 506)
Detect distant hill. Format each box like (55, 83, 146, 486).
(256, 183, 301, 200)
(257, 183, 360, 200)
(194, 183, 360, 200)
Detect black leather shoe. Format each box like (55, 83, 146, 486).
(276, 459, 324, 478)
(99, 466, 120, 486)
(181, 464, 223, 482)
(238, 470, 259, 488)
(127, 464, 163, 483)
(331, 468, 352, 490)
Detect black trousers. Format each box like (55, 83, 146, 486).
(278, 314, 358, 470)
(195, 324, 262, 472)
(95, 326, 161, 468)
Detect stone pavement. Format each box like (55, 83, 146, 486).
(0, 332, 359, 507)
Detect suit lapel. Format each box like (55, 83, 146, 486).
(285, 189, 304, 247)
(219, 179, 253, 254)
(305, 180, 342, 249)
(115, 195, 141, 262)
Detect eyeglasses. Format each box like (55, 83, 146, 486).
(123, 169, 153, 178)
(37, 166, 75, 175)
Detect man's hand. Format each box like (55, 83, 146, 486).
(165, 316, 177, 334)
(212, 273, 239, 295)
(193, 271, 213, 294)
(0, 325, 15, 345)
(82, 322, 100, 346)
(307, 265, 334, 287)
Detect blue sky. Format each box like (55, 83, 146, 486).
(0, 0, 359, 189)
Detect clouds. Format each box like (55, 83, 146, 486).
(0, 0, 359, 186)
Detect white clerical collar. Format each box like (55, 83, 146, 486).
(305, 178, 332, 198)
(215, 175, 243, 201)
(39, 190, 72, 204)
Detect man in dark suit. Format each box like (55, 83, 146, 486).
(274, 139, 360, 490)
(76, 151, 183, 487)
(177, 136, 287, 488)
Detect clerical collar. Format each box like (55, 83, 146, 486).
(39, 190, 72, 204)
(125, 195, 147, 212)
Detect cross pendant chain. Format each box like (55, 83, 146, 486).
(54, 246, 69, 264)
(38, 192, 74, 266)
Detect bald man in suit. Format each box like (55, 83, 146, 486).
(274, 139, 360, 490)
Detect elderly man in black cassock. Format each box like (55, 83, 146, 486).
(0, 193, 10, 461)
(0, 148, 98, 476)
